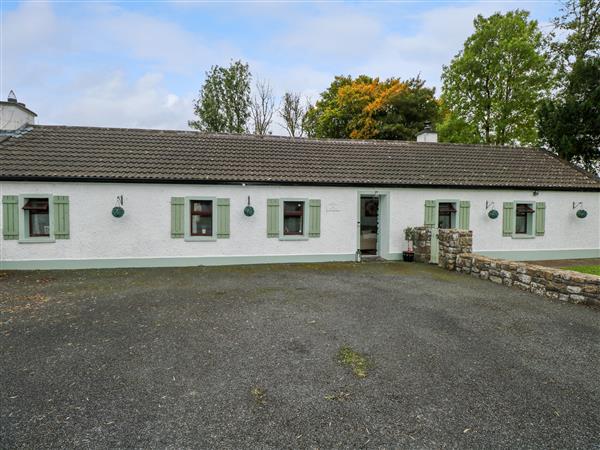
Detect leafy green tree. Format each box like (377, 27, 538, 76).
(437, 111, 481, 144)
(189, 60, 251, 133)
(538, 57, 600, 171)
(304, 75, 439, 140)
(441, 10, 552, 145)
(550, 0, 600, 76)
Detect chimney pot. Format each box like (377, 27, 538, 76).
(416, 121, 438, 143)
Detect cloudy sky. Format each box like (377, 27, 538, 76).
(1, 1, 559, 134)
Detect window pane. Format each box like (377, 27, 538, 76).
(284, 216, 303, 235)
(284, 201, 303, 214)
(438, 213, 452, 229)
(30, 212, 50, 236)
(283, 201, 304, 235)
(192, 200, 212, 214)
(515, 214, 527, 234)
(191, 215, 212, 236)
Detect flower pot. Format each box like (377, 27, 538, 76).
(402, 251, 415, 262)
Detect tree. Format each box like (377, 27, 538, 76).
(250, 79, 274, 136)
(189, 60, 251, 133)
(437, 111, 481, 144)
(551, 0, 600, 75)
(538, 57, 600, 171)
(304, 75, 439, 140)
(441, 10, 552, 145)
(279, 92, 308, 137)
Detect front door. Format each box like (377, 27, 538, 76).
(360, 196, 379, 256)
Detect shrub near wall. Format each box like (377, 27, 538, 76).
(455, 254, 600, 308)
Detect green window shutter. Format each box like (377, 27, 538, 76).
(424, 200, 436, 227)
(267, 199, 279, 238)
(216, 198, 230, 238)
(308, 199, 321, 237)
(535, 202, 546, 236)
(458, 200, 470, 230)
(53, 196, 70, 239)
(2, 195, 19, 240)
(502, 202, 514, 236)
(171, 197, 184, 238)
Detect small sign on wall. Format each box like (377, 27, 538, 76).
(326, 202, 341, 213)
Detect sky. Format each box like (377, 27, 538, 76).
(1, 0, 561, 134)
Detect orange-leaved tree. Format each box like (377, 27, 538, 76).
(304, 75, 439, 140)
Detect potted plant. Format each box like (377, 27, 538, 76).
(403, 227, 415, 262)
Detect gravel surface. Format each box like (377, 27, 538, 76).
(1, 262, 599, 449)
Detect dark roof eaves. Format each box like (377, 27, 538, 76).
(2, 175, 599, 192)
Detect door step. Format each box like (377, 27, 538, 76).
(361, 255, 385, 262)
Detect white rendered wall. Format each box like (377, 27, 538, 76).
(387, 188, 600, 256)
(1, 181, 598, 266)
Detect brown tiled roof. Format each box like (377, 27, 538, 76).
(1, 125, 599, 191)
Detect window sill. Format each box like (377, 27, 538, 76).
(184, 236, 217, 242)
(279, 235, 309, 241)
(511, 234, 535, 239)
(19, 238, 56, 244)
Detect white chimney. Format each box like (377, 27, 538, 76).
(0, 90, 37, 131)
(416, 121, 437, 143)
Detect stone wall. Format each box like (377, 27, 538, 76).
(455, 254, 600, 307)
(438, 229, 473, 271)
(411, 227, 432, 263)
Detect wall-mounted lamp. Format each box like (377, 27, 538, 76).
(244, 195, 255, 217)
(533, 191, 539, 196)
(112, 195, 125, 218)
(485, 201, 499, 219)
(573, 202, 587, 219)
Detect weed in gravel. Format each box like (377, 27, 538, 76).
(324, 390, 352, 401)
(250, 387, 267, 405)
(338, 346, 370, 378)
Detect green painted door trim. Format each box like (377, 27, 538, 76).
(0, 253, 357, 270)
(477, 248, 600, 261)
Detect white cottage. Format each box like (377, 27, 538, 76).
(1, 98, 599, 270)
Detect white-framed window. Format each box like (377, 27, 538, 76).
(437, 201, 457, 229)
(19, 194, 55, 243)
(184, 196, 217, 241)
(514, 202, 535, 237)
(279, 198, 309, 240)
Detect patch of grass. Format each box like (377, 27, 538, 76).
(562, 265, 600, 276)
(338, 346, 370, 379)
(250, 387, 267, 405)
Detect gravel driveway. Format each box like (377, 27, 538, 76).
(1, 262, 599, 448)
